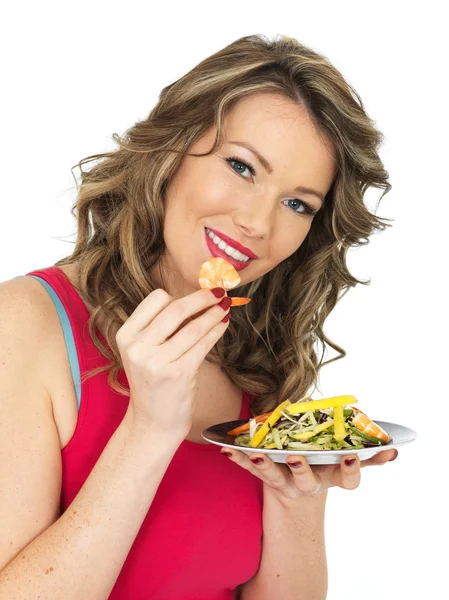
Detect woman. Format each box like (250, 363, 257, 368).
(0, 34, 398, 599)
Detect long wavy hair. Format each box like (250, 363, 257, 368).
(54, 33, 392, 417)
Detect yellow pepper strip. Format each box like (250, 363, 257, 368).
(250, 399, 291, 448)
(286, 395, 357, 415)
(333, 405, 346, 442)
(289, 419, 334, 441)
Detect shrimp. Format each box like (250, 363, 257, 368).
(199, 257, 241, 290)
(351, 406, 390, 442)
(198, 257, 251, 306)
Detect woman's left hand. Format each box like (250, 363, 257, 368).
(220, 447, 399, 500)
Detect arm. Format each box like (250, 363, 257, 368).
(241, 483, 328, 600)
(0, 279, 182, 599)
(0, 407, 180, 600)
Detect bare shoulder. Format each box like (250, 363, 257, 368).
(0, 273, 84, 451)
(0, 275, 61, 410)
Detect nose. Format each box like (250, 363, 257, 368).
(233, 200, 276, 242)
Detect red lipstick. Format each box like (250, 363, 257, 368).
(206, 228, 258, 259)
(204, 228, 256, 272)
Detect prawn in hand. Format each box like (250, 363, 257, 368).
(198, 257, 251, 306)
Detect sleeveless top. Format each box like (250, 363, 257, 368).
(19, 266, 263, 600)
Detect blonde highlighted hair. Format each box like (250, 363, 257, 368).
(55, 34, 392, 417)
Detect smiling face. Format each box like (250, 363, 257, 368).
(154, 92, 337, 298)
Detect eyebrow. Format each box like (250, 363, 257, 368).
(227, 140, 325, 205)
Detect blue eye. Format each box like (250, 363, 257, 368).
(226, 156, 256, 177)
(286, 199, 318, 217)
(225, 156, 319, 217)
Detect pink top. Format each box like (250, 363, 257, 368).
(24, 266, 263, 599)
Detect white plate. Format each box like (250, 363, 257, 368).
(201, 419, 417, 465)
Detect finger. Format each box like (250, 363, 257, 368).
(340, 455, 361, 490)
(177, 314, 231, 369)
(361, 448, 398, 468)
(167, 295, 231, 361)
(147, 288, 228, 346)
(117, 288, 173, 347)
(166, 304, 219, 340)
(120, 287, 226, 347)
(221, 449, 290, 490)
(248, 453, 292, 490)
(286, 456, 322, 495)
(220, 448, 267, 475)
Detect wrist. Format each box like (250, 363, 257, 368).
(122, 405, 187, 448)
(264, 481, 328, 511)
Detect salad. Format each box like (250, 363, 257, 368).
(227, 395, 391, 451)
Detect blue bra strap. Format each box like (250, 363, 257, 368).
(16, 276, 81, 412)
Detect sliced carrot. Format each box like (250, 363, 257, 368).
(227, 412, 273, 436)
(230, 297, 251, 306)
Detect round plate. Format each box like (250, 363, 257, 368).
(201, 419, 417, 465)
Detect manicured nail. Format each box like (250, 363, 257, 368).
(211, 287, 226, 298)
(389, 450, 399, 461)
(218, 297, 232, 311)
(222, 451, 232, 457)
(287, 461, 302, 468)
(250, 457, 264, 465)
(344, 457, 357, 467)
(221, 313, 231, 323)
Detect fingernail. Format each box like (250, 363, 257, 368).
(250, 457, 264, 465)
(344, 457, 357, 467)
(287, 461, 302, 468)
(211, 287, 226, 298)
(389, 450, 399, 461)
(221, 313, 231, 323)
(221, 451, 232, 457)
(218, 297, 232, 311)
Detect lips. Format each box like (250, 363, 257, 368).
(204, 229, 254, 272)
(206, 228, 258, 259)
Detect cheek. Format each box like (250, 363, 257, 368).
(192, 173, 237, 216)
(164, 160, 227, 215)
(268, 226, 309, 264)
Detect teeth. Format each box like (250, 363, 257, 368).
(206, 228, 250, 262)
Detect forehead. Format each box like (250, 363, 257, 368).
(219, 92, 337, 188)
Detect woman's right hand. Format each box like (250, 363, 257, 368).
(115, 287, 231, 439)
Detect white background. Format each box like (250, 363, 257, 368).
(1, 1, 447, 598)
